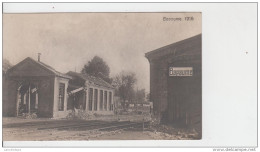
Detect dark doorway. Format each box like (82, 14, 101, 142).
(18, 83, 38, 115)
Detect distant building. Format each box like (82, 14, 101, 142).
(145, 34, 202, 130)
(3, 57, 71, 118)
(66, 71, 115, 115)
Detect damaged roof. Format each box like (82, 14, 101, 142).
(67, 71, 114, 89)
(7, 57, 72, 79)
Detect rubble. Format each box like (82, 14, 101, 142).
(19, 112, 37, 119)
(147, 124, 201, 140)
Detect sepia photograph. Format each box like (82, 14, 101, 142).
(2, 12, 202, 141)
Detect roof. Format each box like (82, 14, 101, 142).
(7, 57, 71, 79)
(145, 34, 202, 61)
(67, 71, 114, 89)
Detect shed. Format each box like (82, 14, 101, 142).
(145, 34, 202, 131)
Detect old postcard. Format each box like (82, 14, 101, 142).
(3, 12, 202, 141)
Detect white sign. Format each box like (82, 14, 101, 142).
(169, 67, 193, 76)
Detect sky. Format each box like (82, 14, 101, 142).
(3, 13, 201, 92)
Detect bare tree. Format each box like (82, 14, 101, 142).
(135, 89, 146, 103)
(113, 71, 137, 110)
(3, 58, 12, 75)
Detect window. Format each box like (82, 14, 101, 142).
(58, 83, 65, 111)
(109, 92, 112, 111)
(104, 91, 107, 110)
(89, 88, 93, 111)
(94, 89, 98, 111)
(100, 90, 103, 110)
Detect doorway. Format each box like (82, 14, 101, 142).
(17, 83, 38, 116)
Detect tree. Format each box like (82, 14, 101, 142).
(113, 71, 137, 109)
(135, 89, 146, 103)
(3, 58, 12, 75)
(146, 92, 151, 102)
(81, 56, 112, 83)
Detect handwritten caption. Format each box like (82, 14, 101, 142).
(163, 17, 194, 22)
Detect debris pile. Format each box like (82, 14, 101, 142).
(148, 124, 201, 140)
(20, 112, 37, 119)
(66, 109, 92, 120)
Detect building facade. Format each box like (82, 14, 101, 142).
(145, 34, 202, 131)
(67, 71, 115, 115)
(3, 57, 71, 118)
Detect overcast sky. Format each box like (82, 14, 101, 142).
(3, 13, 201, 92)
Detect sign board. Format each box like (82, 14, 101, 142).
(169, 67, 193, 76)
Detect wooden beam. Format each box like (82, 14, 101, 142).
(67, 87, 84, 96)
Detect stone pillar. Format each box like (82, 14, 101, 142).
(103, 90, 105, 111)
(111, 91, 114, 111)
(92, 87, 94, 111)
(23, 93, 27, 104)
(106, 90, 109, 111)
(85, 87, 89, 111)
(28, 85, 31, 114)
(16, 89, 20, 117)
(97, 89, 100, 111)
(35, 92, 38, 109)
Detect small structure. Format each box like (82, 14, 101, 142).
(66, 71, 115, 115)
(3, 57, 71, 118)
(145, 34, 202, 130)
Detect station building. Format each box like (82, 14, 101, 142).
(3, 57, 71, 118)
(3, 57, 115, 118)
(145, 34, 202, 131)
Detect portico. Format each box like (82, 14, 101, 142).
(67, 71, 114, 114)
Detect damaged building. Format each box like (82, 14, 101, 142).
(145, 34, 202, 131)
(3, 57, 71, 118)
(66, 71, 115, 115)
(3, 56, 115, 118)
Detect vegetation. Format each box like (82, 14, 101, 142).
(81, 56, 112, 83)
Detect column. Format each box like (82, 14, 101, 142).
(97, 89, 100, 111)
(92, 87, 94, 111)
(23, 92, 26, 104)
(85, 87, 89, 111)
(35, 92, 38, 109)
(28, 85, 31, 114)
(16, 89, 20, 117)
(103, 90, 105, 111)
(106, 90, 109, 111)
(111, 91, 114, 111)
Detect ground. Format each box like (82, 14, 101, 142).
(3, 115, 200, 141)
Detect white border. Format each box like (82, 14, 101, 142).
(2, 2, 258, 148)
